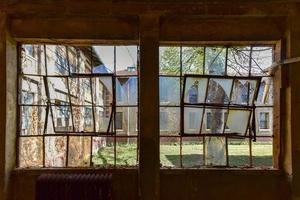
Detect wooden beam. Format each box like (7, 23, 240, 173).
(139, 14, 160, 200)
(10, 16, 139, 42)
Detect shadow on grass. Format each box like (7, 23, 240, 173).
(165, 154, 272, 167)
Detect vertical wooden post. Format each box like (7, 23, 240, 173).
(139, 14, 160, 200)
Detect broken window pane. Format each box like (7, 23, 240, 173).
(19, 137, 43, 168)
(93, 46, 115, 73)
(184, 107, 203, 134)
(205, 47, 226, 75)
(225, 109, 251, 136)
(182, 137, 203, 167)
(20, 106, 46, 135)
(160, 107, 180, 135)
(182, 47, 204, 74)
(184, 77, 208, 104)
(160, 77, 180, 106)
(228, 138, 250, 167)
(204, 137, 226, 166)
(94, 106, 113, 133)
(160, 138, 180, 167)
(227, 47, 251, 76)
(116, 46, 138, 75)
(116, 137, 138, 166)
(92, 137, 114, 167)
(116, 77, 138, 106)
(51, 104, 73, 132)
(72, 106, 94, 132)
(68, 136, 91, 167)
(159, 47, 180, 75)
(116, 107, 138, 135)
(206, 78, 232, 104)
(21, 45, 46, 75)
(45, 136, 67, 167)
(20, 75, 47, 105)
(202, 108, 226, 134)
(231, 79, 258, 105)
(251, 46, 273, 76)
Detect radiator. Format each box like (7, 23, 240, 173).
(36, 173, 113, 200)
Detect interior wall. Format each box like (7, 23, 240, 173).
(0, 1, 299, 200)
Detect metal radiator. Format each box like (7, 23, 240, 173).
(36, 173, 113, 200)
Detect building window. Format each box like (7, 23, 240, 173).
(160, 45, 274, 168)
(18, 44, 139, 168)
(259, 112, 270, 130)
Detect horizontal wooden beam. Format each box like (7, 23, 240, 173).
(10, 16, 139, 42)
(160, 16, 286, 42)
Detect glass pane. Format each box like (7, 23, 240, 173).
(69, 77, 92, 105)
(51, 105, 73, 132)
(226, 109, 251, 135)
(204, 137, 226, 166)
(72, 106, 94, 132)
(184, 107, 203, 134)
(159, 47, 180, 75)
(256, 108, 273, 136)
(227, 47, 251, 76)
(160, 77, 180, 106)
(47, 77, 69, 103)
(92, 137, 114, 167)
(231, 79, 258, 106)
(94, 106, 113, 133)
(46, 45, 69, 75)
(45, 136, 67, 167)
(256, 77, 273, 106)
(116, 137, 138, 166)
(67, 47, 78, 74)
(160, 138, 180, 167)
(251, 46, 273, 76)
(184, 77, 208, 104)
(206, 78, 232, 104)
(228, 138, 250, 167)
(20, 75, 47, 105)
(21, 44, 46, 75)
(20, 106, 47, 135)
(182, 137, 203, 167)
(68, 136, 91, 167)
(252, 137, 273, 167)
(116, 107, 138, 135)
(19, 137, 43, 168)
(93, 46, 115, 73)
(202, 108, 226, 134)
(93, 77, 113, 106)
(116, 46, 138, 75)
(116, 77, 138, 106)
(182, 47, 204, 74)
(205, 47, 226, 75)
(160, 107, 180, 135)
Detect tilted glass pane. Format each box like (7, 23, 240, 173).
(116, 77, 138, 106)
(72, 106, 94, 132)
(20, 75, 47, 105)
(47, 77, 69, 103)
(19, 137, 43, 168)
(204, 137, 226, 166)
(184, 107, 203, 134)
(93, 77, 113, 106)
(160, 107, 180, 135)
(160, 77, 180, 106)
(51, 105, 73, 132)
(202, 108, 226, 134)
(227, 47, 251, 76)
(206, 78, 232, 104)
(205, 47, 226, 75)
(159, 47, 180, 75)
(94, 106, 113, 133)
(20, 106, 47, 135)
(184, 77, 208, 104)
(231, 79, 258, 106)
(226, 109, 251, 135)
(68, 136, 91, 167)
(45, 136, 67, 167)
(182, 47, 204, 74)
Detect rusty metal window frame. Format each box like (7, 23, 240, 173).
(17, 44, 139, 168)
(159, 45, 275, 168)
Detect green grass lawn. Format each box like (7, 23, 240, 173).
(93, 142, 272, 168)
